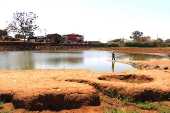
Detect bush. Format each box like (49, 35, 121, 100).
(125, 42, 156, 47)
(104, 108, 139, 113)
(0, 101, 3, 108)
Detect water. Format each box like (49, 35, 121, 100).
(0, 51, 169, 72)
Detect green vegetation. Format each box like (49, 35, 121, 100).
(130, 30, 144, 42)
(103, 88, 134, 102)
(107, 30, 170, 47)
(104, 88, 121, 98)
(104, 108, 139, 113)
(135, 101, 159, 110)
(103, 88, 170, 113)
(159, 106, 170, 113)
(0, 101, 3, 108)
(0, 111, 11, 113)
(104, 101, 170, 113)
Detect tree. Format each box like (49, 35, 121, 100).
(0, 29, 8, 41)
(154, 38, 164, 43)
(0, 29, 7, 37)
(107, 38, 125, 46)
(108, 38, 124, 43)
(7, 11, 39, 41)
(130, 30, 143, 42)
(165, 39, 170, 43)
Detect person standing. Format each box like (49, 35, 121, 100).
(112, 51, 116, 61)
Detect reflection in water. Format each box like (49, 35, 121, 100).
(0, 51, 169, 72)
(0, 52, 34, 69)
(112, 61, 115, 72)
(128, 54, 165, 61)
(47, 57, 83, 65)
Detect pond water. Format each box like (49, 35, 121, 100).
(0, 51, 169, 72)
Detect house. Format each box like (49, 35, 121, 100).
(87, 41, 102, 45)
(46, 33, 63, 43)
(165, 39, 170, 43)
(63, 33, 84, 44)
(28, 36, 37, 42)
(15, 34, 26, 41)
(138, 36, 151, 42)
(36, 36, 46, 42)
(4, 36, 19, 41)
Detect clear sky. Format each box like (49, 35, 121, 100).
(0, 0, 170, 42)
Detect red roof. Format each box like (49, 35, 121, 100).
(63, 33, 83, 41)
(63, 33, 83, 37)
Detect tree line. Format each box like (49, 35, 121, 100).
(108, 30, 170, 47)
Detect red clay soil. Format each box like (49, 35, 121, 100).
(105, 47, 170, 54)
(0, 68, 170, 112)
(127, 60, 170, 71)
(65, 70, 170, 101)
(0, 70, 100, 111)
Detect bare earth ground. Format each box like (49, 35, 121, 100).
(94, 47, 170, 55)
(125, 60, 170, 71)
(0, 47, 170, 113)
(0, 68, 170, 113)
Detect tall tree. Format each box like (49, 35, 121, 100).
(0, 29, 8, 37)
(130, 30, 143, 42)
(7, 11, 39, 41)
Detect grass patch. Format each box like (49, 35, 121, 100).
(158, 106, 170, 113)
(0, 112, 10, 113)
(0, 101, 3, 108)
(102, 88, 170, 112)
(135, 101, 159, 110)
(104, 108, 139, 113)
(104, 88, 121, 98)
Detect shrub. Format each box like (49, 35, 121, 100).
(0, 101, 3, 108)
(104, 108, 139, 113)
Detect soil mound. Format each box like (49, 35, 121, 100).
(98, 74, 153, 83)
(0, 70, 100, 111)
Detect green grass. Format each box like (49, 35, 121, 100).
(104, 108, 139, 113)
(134, 101, 170, 112)
(103, 89, 170, 112)
(104, 103, 170, 113)
(0, 111, 11, 113)
(0, 101, 3, 108)
(135, 101, 159, 110)
(158, 106, 170, 113)
(104, 88, 121, 98)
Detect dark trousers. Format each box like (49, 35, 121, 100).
(112, 54, 115, 60)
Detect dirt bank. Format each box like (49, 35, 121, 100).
(126, 60, 170, 71)
(0, 69, 170, 112)
(0, 44, 170, 55)
(0, 70, 100, 111)
(94, 47, 170, 55)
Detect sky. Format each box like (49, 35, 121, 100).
(0, 0, 170, 42)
